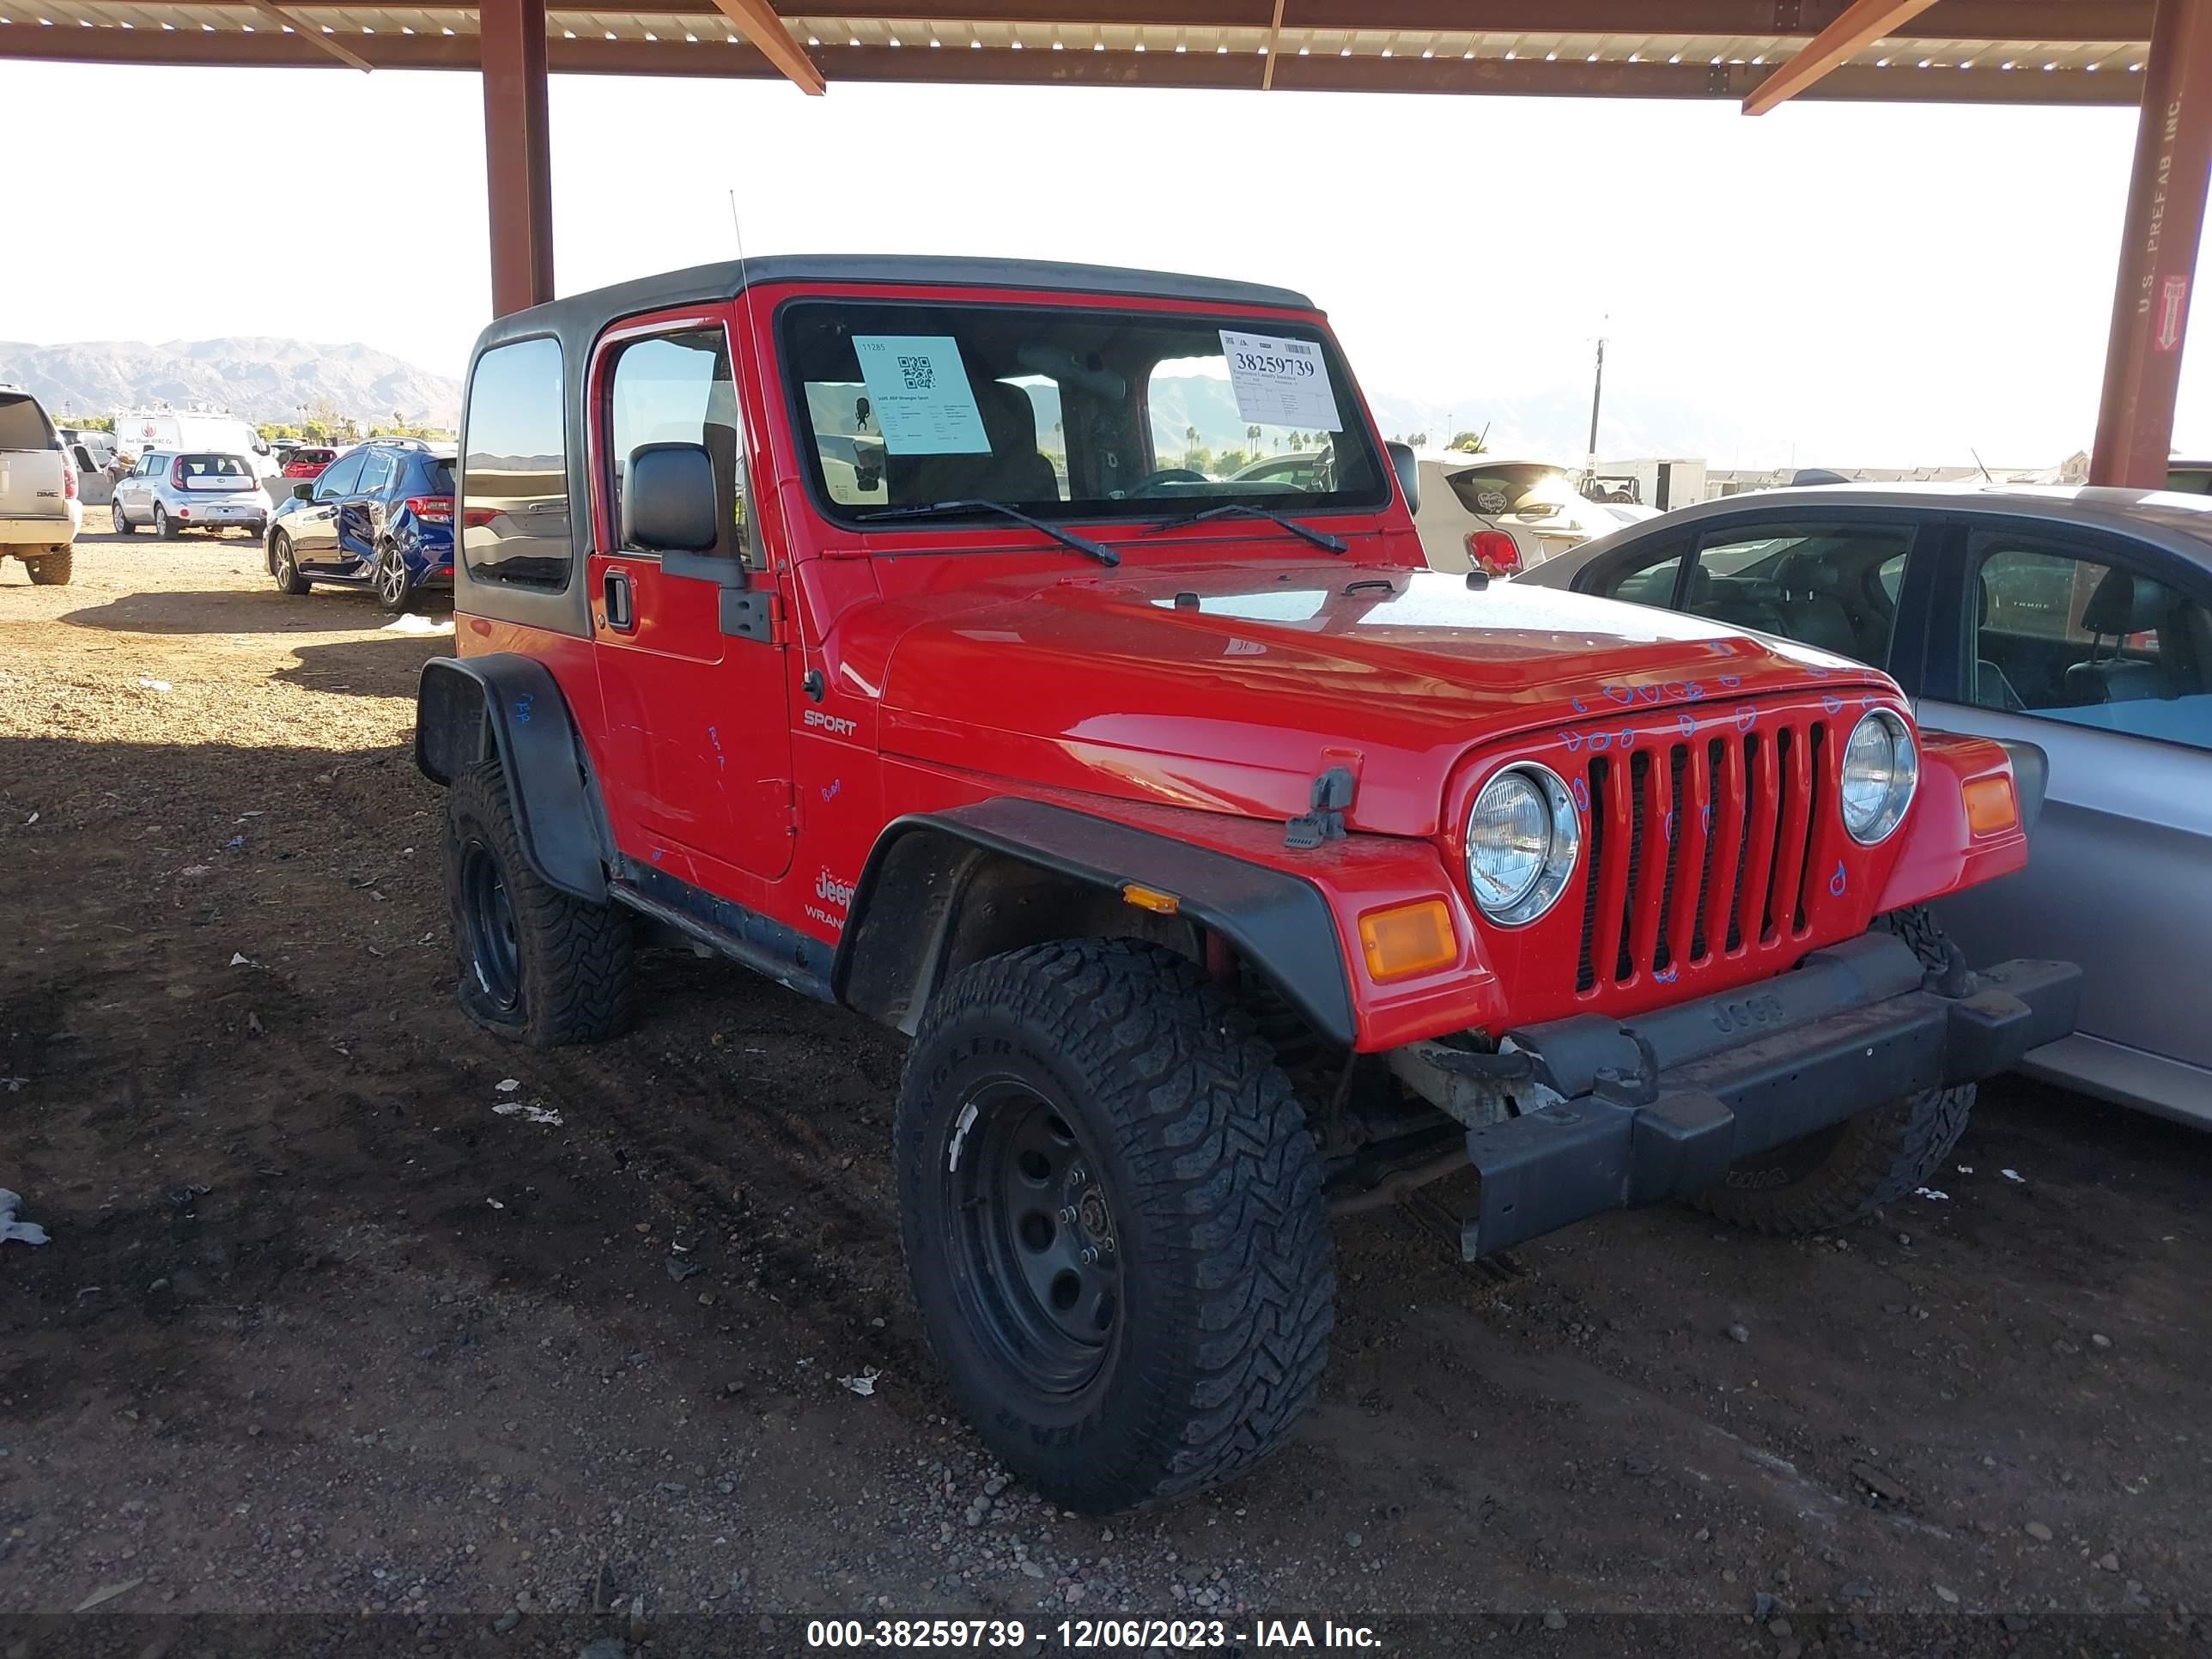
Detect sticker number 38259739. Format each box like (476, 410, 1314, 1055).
(1218, 329, 1344, 434)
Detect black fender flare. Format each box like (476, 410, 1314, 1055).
(414, 653, 611, 902)
(832, 797, 1358, 1048)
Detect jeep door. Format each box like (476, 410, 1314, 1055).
(586, 313, 796, 884)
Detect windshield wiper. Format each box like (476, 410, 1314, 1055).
(1142, 502, 1346, 554)
(857, 499, 1120, 566)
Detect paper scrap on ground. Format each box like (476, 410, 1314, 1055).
(0, 1189, 51, 1247)
(840, 1369, 881, 1397)
(71, 1577, 143, 1613)
(1219, 330, 1342, 432)
(137, 678, 173, 693)
(2002, 1168, 2025, 1182)
(229, 952, 251, 966)
(1915, 1187, 1950, 1201)
(494, 1102, 562, 1127)
(381, 614, 455, 635)
(852, 335, 991, 455)
(495, 1079, 520, 1093)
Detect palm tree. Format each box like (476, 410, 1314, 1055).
(1247, 423, 1262, 456)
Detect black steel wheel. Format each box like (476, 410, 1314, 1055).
(457, 836, 521, 1014)
(896, 939, 1333, 1512)
(441, 761, 634, 1048)
(944, 1079, 1123, 1395)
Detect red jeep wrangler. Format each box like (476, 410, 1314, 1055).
(415, 256, 2079, 1513)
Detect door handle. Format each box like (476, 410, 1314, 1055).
(603, 568, 635, 632)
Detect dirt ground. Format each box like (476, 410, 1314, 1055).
(2, 527, 2208, 1659)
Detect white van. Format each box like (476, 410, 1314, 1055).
(0, 384, 80, 586)
(112, 408, 276, 480)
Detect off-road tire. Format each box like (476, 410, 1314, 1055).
(24, 549, 73, 586)
(1690, 906, 1972, 1236)
(270, 531, 311, 595)
(442, 761, 634, 1048)
(896, 939, 1334, 1512)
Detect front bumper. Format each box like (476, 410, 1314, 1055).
(1453, 933, 2081, 1257)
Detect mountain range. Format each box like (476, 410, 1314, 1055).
(0, 337, 462, 428)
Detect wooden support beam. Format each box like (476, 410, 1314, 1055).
(1741, 0, 1941, 114)
(246, 0, 373, 70)
(1260, 0, 1285, 88)
(703, 0, 823, 91)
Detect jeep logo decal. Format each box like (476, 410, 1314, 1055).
(815, 869, 855, 908)
(804, 709, 858, 738)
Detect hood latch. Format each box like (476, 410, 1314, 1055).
(1285, 765, 1357, 849)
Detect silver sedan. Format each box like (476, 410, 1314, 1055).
(1518, 483, 2212, 1127)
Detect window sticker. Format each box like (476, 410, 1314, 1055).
(852, 335, 991, 455)
(1218, 330, 1343, 433)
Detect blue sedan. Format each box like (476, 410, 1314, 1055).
(266, 440, 456, 611)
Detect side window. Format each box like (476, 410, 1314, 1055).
(1591, 538, 1686, 609)
(604, 326, 752, 564)
(463, 337, 571, 590)
(357, 450, 397, 497)
(313, 451, 367, 501)
(1683, 520, 1914, 669)
(1970, 534, 2212, 750)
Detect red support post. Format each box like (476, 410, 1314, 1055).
(480, 0, 555, 317)
(2090, 0, 2212, 487)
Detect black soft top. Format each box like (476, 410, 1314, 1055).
(472, 255, 1319, 358)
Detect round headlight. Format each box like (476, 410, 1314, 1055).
(1840, 708, 1917, 843)
(1466, 763, 1580, 926)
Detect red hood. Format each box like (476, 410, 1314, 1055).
(871, 563, 1891, 836)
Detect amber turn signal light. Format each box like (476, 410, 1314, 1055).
(1359, 899, 1457, 981)
(1962, 775, 2019, 836)
(1121, 883, 1181, 915)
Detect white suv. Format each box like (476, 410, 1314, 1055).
(0, 384, 80, 586)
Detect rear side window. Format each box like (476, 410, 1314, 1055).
(359, 451, 398, 496)
(422, 458, 457, 495)
(463, 337, 571, 590)
(0, 393, 57, 451)
(1682, 520, 1915, 669)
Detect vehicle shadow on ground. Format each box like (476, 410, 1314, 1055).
(274, 634, 455, 699)
(58, 587, 455, 637)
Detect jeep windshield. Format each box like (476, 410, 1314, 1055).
(780, 298, 1391, 532)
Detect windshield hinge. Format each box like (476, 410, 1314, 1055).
(1285, 765, 1356, 850)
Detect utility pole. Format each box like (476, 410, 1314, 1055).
(1584, 325, 1607, 498)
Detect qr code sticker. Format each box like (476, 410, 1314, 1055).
(896, 356, 934, 392)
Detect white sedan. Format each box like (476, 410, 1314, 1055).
(1411, 456, 1635, 577)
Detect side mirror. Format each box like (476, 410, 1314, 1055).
(293, 481, 313, 501)
(1386, 441, 1420, 515)
(623, 441, 720, 555)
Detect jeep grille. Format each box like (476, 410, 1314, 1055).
(1569, 714, 1830, 995)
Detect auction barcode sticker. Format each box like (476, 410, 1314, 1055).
(1219, 330, 1342, 433)
(853, 335, 992, 456)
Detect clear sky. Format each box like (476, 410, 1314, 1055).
(3, 58, 2204, 468)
